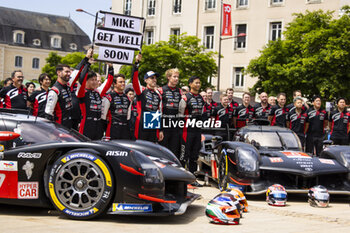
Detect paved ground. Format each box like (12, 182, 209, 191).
(0, 184, 349, 233)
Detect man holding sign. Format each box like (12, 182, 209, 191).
(132, 54, 163, 143)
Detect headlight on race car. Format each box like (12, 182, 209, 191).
(140, 163, 164, 184)
(237, 148, 258, 172)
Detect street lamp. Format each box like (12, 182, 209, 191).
(217, 32, 246, 91)
(76, 8, 96, 18)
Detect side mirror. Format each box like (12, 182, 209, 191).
(0, 131, 20, 141)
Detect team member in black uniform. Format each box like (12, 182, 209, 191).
(200, 91, 212, 121)
(287, 97, 308, 149)
(101, 74, 131, 140)
(234, 92, 254, 129)
(76, 50, 114, 140)
(305, 96, 328, 155)
(0, 70, 27, 109)
(28, 73, 51, 117)
(132, 54, 163, 143)
(206, 87, 217, 113)
(226, 88, 239, 112)
(45, 52, 87, 128)
(179, 76, 205, 185)
(286, 90, 309, 113)
(125, 87, 137, 139)
(254, 92, 271, 120)
(328, 98, 349, 145)
(159, 68, 182, 157)
(268, 93, 289, 127)
(212, 94, 234, 140)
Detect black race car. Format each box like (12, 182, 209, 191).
(199, 125, 350, 195)
(0, 109, 199, 219)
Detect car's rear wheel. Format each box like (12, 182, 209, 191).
(218, 149, 229, 191)
(48, 151, 114, 220)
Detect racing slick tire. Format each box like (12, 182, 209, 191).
(218, 149, 229, 191)
(47, 151, 114, 220)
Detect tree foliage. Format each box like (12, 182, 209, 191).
(247, 8, 350, 102)
(119, 34, 218, 89)
(42, 52, 100, 84)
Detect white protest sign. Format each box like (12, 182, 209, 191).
(95, 28, 142, 50)
(104, 13, 142, 33)
(97, 46, 135, 64)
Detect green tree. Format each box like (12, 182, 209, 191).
(42, 52, 100, 84)
(119, 34, 218, 90)
(247, 8, 350, 102)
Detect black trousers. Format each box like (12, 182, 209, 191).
(305, 134, 324, 156)
(160, 128, 181, 159)
(180, 130, 201, 174)
(110, 124, 131, 140)
(82, 120, 103, 140)
(330, 137, 348, 145)
(138, 129, 158, 143)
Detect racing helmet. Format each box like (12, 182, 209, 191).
(206, 193, 241, 225)
(266, 184, 287, 206)
(228, 189, 248, 212)
(308, 185, 330, 208)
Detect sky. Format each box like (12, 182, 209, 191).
(0, 0, 111, 40)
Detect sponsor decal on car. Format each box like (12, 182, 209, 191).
(18, 182, 38, 199)
(319, 158, 335, 165)
(106, 151, 128, 156)
(282, 151, 311, 159)
(61, 153, 96, 163)
(0, 161, 17, 171)
(269, 158, 284, 163)
(63, 208, 99, 217)
(17, 152, 42, 159)
(22, 161, 34, 179)
(112, 203, 153, 212)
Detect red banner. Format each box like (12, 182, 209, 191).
(222, 4, 232, 36)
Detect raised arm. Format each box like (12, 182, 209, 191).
(96, 63, 114, 97)
(68, 48, 93, 88)
(132, 54, 142, 96)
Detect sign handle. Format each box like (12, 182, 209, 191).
(92, 11, 99, 50)
(138, 19, 147, 55)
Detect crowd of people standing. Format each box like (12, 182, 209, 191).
(0, 49, 349, 186)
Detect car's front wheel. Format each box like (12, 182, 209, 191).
(48, 151, 114, 220)
(218, 149, 229, 191)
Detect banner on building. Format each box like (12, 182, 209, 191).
(222, 4, 232, 36)
(93, 11, 145, 65)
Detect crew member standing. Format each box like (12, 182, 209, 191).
(212, 94, 234, 140)
(328, 98, 349, 145)
(179, 76, 205, 186)
(234, 92, 255, 128)
(101, 74, 132, 140)
(132, 54, 163, 143)
(76, 50, 114, 140)
(45, 53, 87, 128)
(268, 93, 289, 127)
(158, 68, 182, 157)
(28, 73, 51, 117)
(287, 97, 308, 149)
(0, 70, 27, 109)
(254, 92, 271, 120)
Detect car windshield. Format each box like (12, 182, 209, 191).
(12, 120, 87, 146)
(244, 131, 301, 150)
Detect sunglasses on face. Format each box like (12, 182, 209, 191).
(148, 76, 157, 80)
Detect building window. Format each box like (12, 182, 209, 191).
(33, 39, 41, 46)
(124, 0, 132, 16)
(307, 0, 322, 4)
(235, 24, 246, 49)
(237, 0, 248, 8)
(205, 0, 216, 10)
(270, 22, 282, 41)
(70, 43, 77, 50)
(173, 0, 182, 14)
(15, 56, 23, 68)
(32, 58, 39, 69)
(234, 67, 244, 87)
(171, 28, 180, 36)
(203, 26, 214, 49)
(13, 31, 25, 44)
(145, 30, 154, 45)
(271, 0, 283, 3)
(51, 35, 62, 48)
(148, 0, 156, 16)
